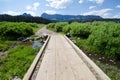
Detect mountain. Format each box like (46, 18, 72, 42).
(0, 14, 51, 24)
(21, 13, 32, 17)
(41, 13, 103, 22)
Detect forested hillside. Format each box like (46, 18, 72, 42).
(41, 13, 102, 22)
(0, 14, 51, 24)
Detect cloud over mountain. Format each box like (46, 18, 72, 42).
(26, 2, 40, 11)
(83, 8, 112, 18)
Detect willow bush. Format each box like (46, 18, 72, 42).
(47, 21, 120, 60)
(0, 22, 34, 40)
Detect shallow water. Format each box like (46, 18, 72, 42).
(32, 41, 42, 48)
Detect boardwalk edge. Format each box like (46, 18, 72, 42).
(23, 36, 50, 80)
(64, 35, 110, 80)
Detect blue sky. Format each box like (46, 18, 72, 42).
(0, 0, 120, 18)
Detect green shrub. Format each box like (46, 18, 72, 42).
(70, 22, 91, 38)
(66, 21, 120, 60)
(87, 22, 120, 60)
(62, 24, 71, 33)
(0, 22, 34, 40)
(29, 23, 38, 28)
(54, 22, 68, 32)
(47, 21, 120, 60)
(47, 23, 55, 29)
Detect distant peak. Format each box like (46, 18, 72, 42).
(21, 13, 32, 17)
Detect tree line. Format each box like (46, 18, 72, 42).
(0, 14, 51, 24)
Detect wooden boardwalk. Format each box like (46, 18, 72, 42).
(34, 34, 110, 80)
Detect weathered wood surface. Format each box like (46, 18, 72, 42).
(35, 34, 110, 80)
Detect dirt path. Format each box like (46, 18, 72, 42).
(35, 26, 56, 36)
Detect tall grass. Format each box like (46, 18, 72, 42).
(47, 21, 120, 60)
(0, 45, 39, 79)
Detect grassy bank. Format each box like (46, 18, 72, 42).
(0, 22, 44, 79)
(93, 59, 120, 80)
(0, 22, 43, 51)
(0, 45, 39, 79)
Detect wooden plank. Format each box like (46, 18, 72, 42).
(23, 36, 50, 80)
(55, 35, 96, 80)
(35, 36, 56, 80)
(35, 35, 100, 80)
(64, 35, 110, 80)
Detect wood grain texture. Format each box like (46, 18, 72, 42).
(35, 35, 98, 80)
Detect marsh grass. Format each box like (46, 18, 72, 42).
(0, 45, 39, 79)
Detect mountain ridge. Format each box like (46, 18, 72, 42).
(21, 13, 32, 17)
(41, 13, 103, 21)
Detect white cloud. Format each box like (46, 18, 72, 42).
(0, 11, 21, 15)
(25, 2, 40, 16)
(26, 6, 32, 10)
(46, 0, 72, 9)
(89, 6, 96, 9)
(88, 0, 104, 4)
(33, 2, 40, 11)
(45, 10, 56, 14)
(116, 5, 120, 8)
(113, 13, 120, 18)
(25, 11, 36, 16)
(26, 2, 40, 11)
(83, 8, 112, 18)
(79, 0, 84, 4)
(0, 11, 36, 16)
